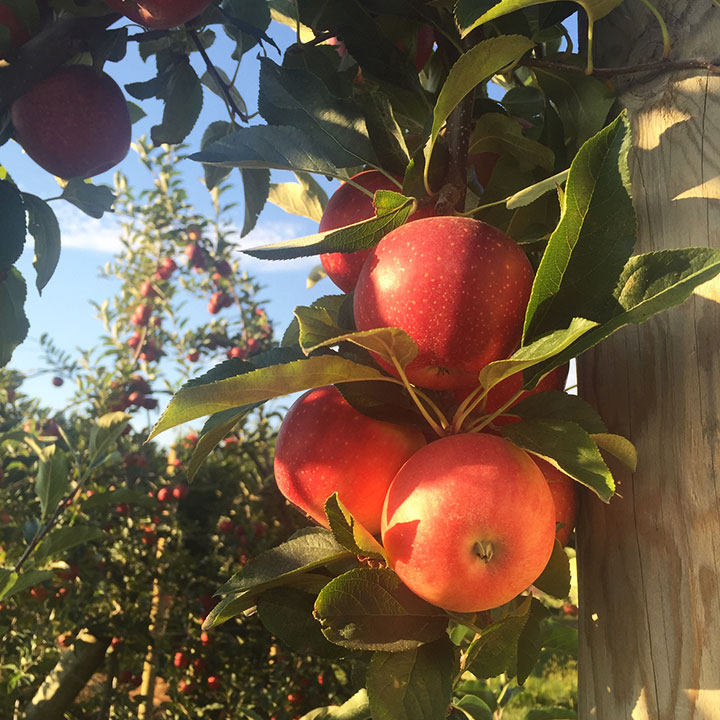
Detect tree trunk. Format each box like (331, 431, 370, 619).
(577, 4, 720, 718)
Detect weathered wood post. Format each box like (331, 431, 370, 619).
(578, 4, 720, 718)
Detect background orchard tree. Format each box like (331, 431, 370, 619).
(2, 1, 720, 719)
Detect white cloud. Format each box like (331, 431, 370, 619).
(54, 205, 124, 254)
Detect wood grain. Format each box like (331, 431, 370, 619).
(577, 4, 720, 718)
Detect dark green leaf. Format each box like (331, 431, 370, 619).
(324, 494, 385, 560)
(0, 178, 26, 270)
(508, 598, 549, 684)
(22, 193, 61, 293)
(257, 587, 345, 658)
(524, 708, 577, 720)
(357, 86, 410, 176)
(243, 190, 414, 260)
(35, 445, 69, 520)
(336, 381, 428, 430)
(532, 541, 571, 598)
(540, 618, 578, 656)
(149, 354, 391, 439)
(524, 114, 635, 342)
(298, 689, 371, 720)
(81, 488, 157, 511)
(314, 568, 448, 651)
(501, 419, 614, 501)
(258, 58, 376, 168)
(60, 179, 116, 219)
(127, 101, 146, 124)
(88, 412, 130, 467)
(217, 528, 351, 596)
(454, 695, 494, 720)
(33, 526, 104, 566)
(201, 120, 235, 190)
(0, 268, 29, 368)
(465, 598, 532, 679)
(151, 59, 203, 145)
(0, 569, 53, 601)
(241, 168, 270, 237)
(510, 391, 607, 434)
(283, 295, 348, 348)
(222, 0, 272, 57)
(200, 68, 247, 116)
(367, 637, 457, 720)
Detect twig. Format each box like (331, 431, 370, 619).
(523, 56, 720, 78)
(190, 32, 249, 122)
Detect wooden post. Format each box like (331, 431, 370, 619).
(577, 4, 720, 718)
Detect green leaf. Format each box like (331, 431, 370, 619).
(457, 0, 624, 35)
(268, 172, 328, 222)
(314, 568, 448, 652)
(149, 354, 391, 440)
(33, 526, 104, 566)
(591, 433, 637, 471)
(540, 618, 578, 656)
(222, 0, 272, 57)
(200, 121, 235, 190)
(464, 597, 532, 679)
(533, 62, 615, 148)
(217, 528, 351, 597)
(428, 36, 534, 160)
(258, 58, 376, 168)
(307, 264, 327, 289)
(0, 569, 15, 600)
(506, 169, 569, 210)
(508, 598, 550, 684)
(200, 68, 247, 116)
(283, 294, 348, 348)
(524, 707, 577, 720)
(336, 381, 428, 431)
(324, 494, 386, 561)
(0, 569, 53, 601)
(243, 191, 414, 260)
(532, 541, 571, 598)
(257, 587, 345, 658)
(298, 689, 371, 720)
(241, 168, 270, 237)
(479, 318, 597, 394)
(0, 178, 26, 271)
(367, 637, 457, 720)
(81, 488, 157, 512)
(191, 124, 357, 175)
(151, 58, 203, 145)
(88, 412, 129, 467)
(524, 114, 635, 342)
(0, 268, 30, 368)
(127, 101, 146, 124)
(60, 179, 115, 219)
(188, 406, 257, 481)
(455, 695, 494, 720)
(469, 113, 554, 172)
(22, 193, 61, 293)
(527, 247, 720, 383)
(500, 419, 614, 501)
(35, 444, 69, 520)
(510, 391, 607, 434)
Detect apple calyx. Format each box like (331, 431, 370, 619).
(473, 541, 495, 564)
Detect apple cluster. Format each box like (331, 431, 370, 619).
(274, 173, 579, 613)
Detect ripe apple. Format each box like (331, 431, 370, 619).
(172, 484, 189, 500)
(532, 457, 579, 546)
(274, 385, 426, 534)
(11, 66, 131, 179)
(354, 216, 533, 390)
(381, 433, 556, 612)
(318, 170, 434, 293)
(104, 0, 213, 29)
(156, 487, 171, 503)
(173, 651, 189, 668)
(52, 376, 64, 387)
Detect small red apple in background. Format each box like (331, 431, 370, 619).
(226, 346, 246, 360)
(467, 152, 500, 190)
(11, 66, 131, 179)
(178, 679, 194, 694)
(206, 675, 221, 690)
(382, 433, 555, 612)
(200, 631, 212, 646)
(156, 487, 171, 503)
(30, 586, 48, 602)
(140, 280, 157, 298)
(172, 484, 189, 500)
(318, 170, 435, 293)
(187, 349, 200, 362)
(154, 257, 177, 280)
(532, 457, 579, 546)
(174, 651, 189, 668)
(354, 216, 533, 390)
(51, 376, 64, 387)
(274, 385, 426, 534)
(104, 0, 213, 29)
(58, 633, 72, 648)
(217, 519, 234, 534)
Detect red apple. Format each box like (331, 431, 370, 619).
(206, 675, 220, 690)
(354, 216, 533, 390)
(52, 376, 63, 387)
(532, 457, 579, 546)
(172, 484, 189, 500)
(178, 679, 194, 694)
(104, 0, 213, 29)
(187, 349, 200, 362)
(467, 152, 500, 190)
(381, 433, 555, 612)
(156, 487, 171, 503)
(318, 170, 434, 293)
(174, 651, 189, 668)
(217, 519, 234, 534)
(274, 385, 426, 534)
(11, 66, 131, 179)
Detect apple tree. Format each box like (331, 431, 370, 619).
(2, 1, 720, 718)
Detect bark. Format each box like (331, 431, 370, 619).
(577, 4, 720, 718)
(22, 629, 110, 720)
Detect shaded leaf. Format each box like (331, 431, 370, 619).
(22, 193, 61, 293)
(455, 695, 494, 720)
(35, 445, 69, 520)
(81, 488, 157, 511)
(0, 268, 29, 368)
(241, 168, 270, 237)
(0, 177, 25, 270)
(0, 569, 53, 601)
(367, 637, 456, 720)
(201, 120, 235, 190)
(33, 526, 104, 566)
(510, 391, 607, 434)
(540, 618, 578, 656)
(324, 494, 385, 560)
(314, 568, 448, 651)
(508, 598, 549, 684)
(298, 689, 371, 720)
(88, 412, 130, 467)
(151, 58, 203, 145)
(532, 541, 571, 598)
(269, 172, 328, 222)
(60, 179, 115, 219)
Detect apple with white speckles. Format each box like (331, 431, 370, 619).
(273, 385, 426, 533)
(353, 216, 533, 390)
(319, 170, 435, 293)
(381, 433, 556, 612)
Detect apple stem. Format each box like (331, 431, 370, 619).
(464, 389, 525, 434)
(451, 384, 488, 432)
(388, 355, 449, 436)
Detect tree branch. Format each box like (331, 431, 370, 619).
(522, 56, 720, 78)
